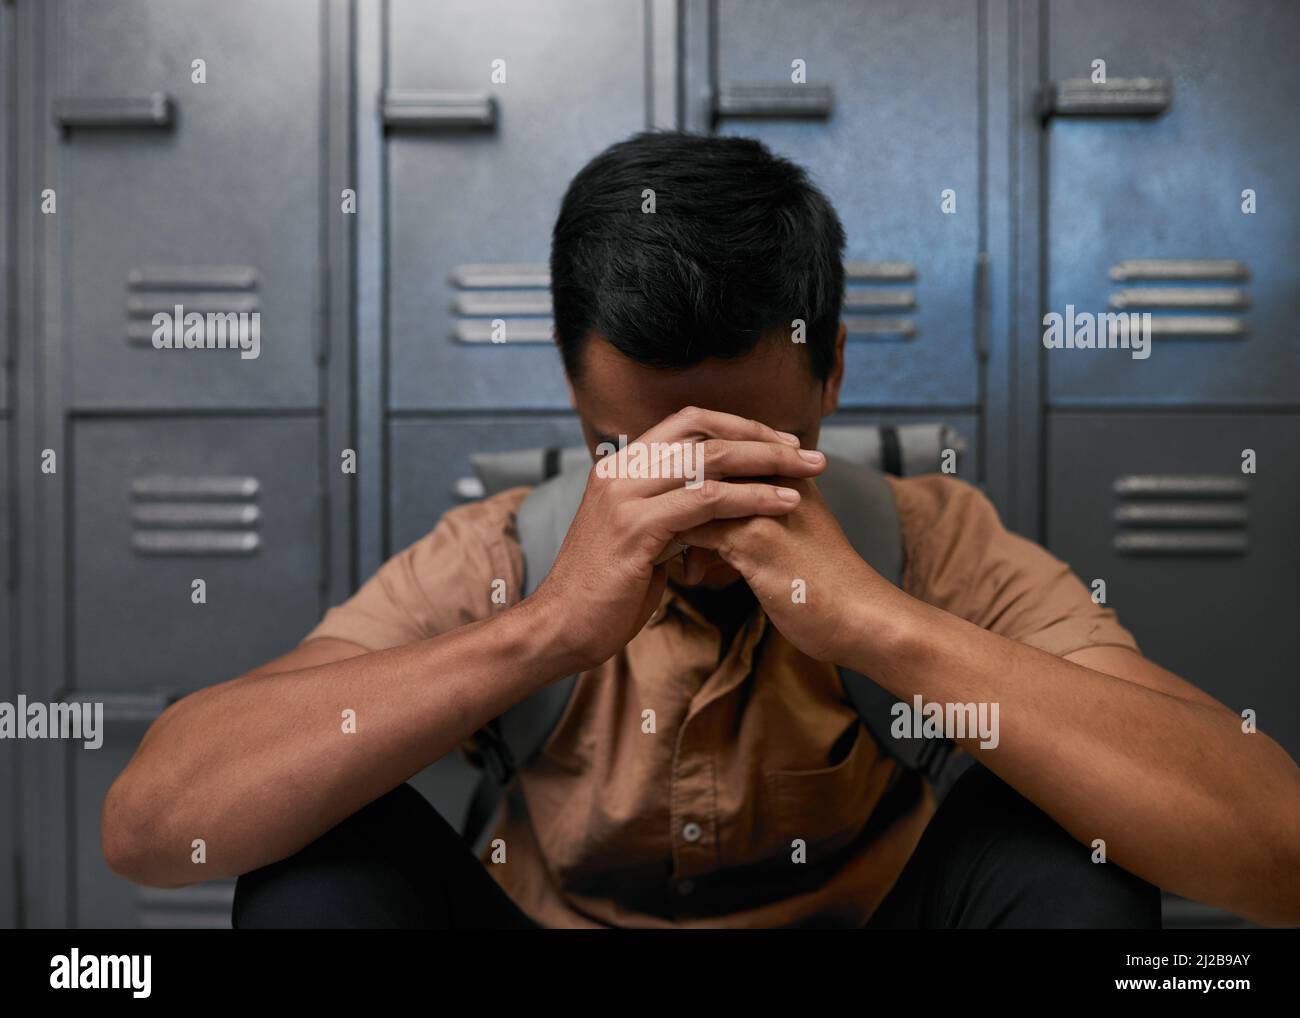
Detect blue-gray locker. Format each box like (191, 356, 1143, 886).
(385, 0, 648, 411)
(710, 0, 983, 408)
(1, 0, 10, 416)
(1, 0, 16, 929)
(1046, 412, 1300, 764)
(71, 417, 324, 693)
(0, 422, 14, 928)
(47, 0, 325, 410)
(1044, 0, 1300, 405)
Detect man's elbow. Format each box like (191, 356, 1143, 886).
(101, 776, 193, 889)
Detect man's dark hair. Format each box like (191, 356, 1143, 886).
(550, 131, 846, 382)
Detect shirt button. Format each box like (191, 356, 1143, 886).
(677, 879, 695, 895)
(681, 821, 702, 843)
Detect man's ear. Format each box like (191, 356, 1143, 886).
(820, 322, 847, 417)
(564, 371, 578, 411)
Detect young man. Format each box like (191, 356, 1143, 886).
(103, 132, 1300, 929)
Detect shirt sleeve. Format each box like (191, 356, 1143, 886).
(891, 474, 1141, 658)
(301, 485, 530, 651)
(298, 486, 531, 763)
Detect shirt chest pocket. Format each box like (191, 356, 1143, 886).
(758, 720, 884, 863)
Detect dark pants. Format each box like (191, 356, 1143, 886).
(231, 762, 1162, 929)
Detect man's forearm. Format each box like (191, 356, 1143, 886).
(846, 589, 1300, 926)
(104, 597, 576, 888)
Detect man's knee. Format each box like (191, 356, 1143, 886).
(231, 782, 453, 929)
(934, 763, 1162, 929)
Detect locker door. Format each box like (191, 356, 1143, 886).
(71, 417, 323, 693)
(1046, 413, 1300, 762)
(386, 0, 647, 411)
(0, 424, 13, 928)
(0, 0, 10, 415)
(713, 0, 982, 407)
(70, 417, 322, 925)
(51, 0, 323, 410)
(1045, 0, 1300, 405)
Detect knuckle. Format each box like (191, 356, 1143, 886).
(696, 478, 723, 504)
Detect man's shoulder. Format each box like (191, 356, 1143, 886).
(427, 483, 533, 546)
(376, 484, 534, 634)
(884, 472, 1000, 537)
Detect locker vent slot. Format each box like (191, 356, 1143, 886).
(135, 882, 235, 929)
(843, 262, 917, 340)
(451, 263, 554, 344)
(1039, 77, 1171, 119)
(59, 690, 175, 723)
(1112, 474, 1249, 556)
(1107, 260, 1250, 339)
(126, 266, 260, 346)
(130, 475, 261, 556)
(714, 83, 834, 119)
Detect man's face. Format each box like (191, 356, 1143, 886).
(567, 329, 846, 589)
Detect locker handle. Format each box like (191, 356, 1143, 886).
(54, 690, 178, 724)
(713, 83, 833, 120)
(381, 90, 497, 129)
(53, 92, 175, 130)
(454, 476, 487, 501)
(1038, 77, 1171, 120)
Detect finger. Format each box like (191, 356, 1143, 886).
(697, 439, 825, 481)
(650, 538, 688, 568)
(641, 406, 802, 449)
(591, 435, 817, 500)
(683, 545, 713, 584)
(637, 562, 669, 629)
(671, 520, 731, 553)
(636, 479, 801, 540)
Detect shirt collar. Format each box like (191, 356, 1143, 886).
(646, 582, 770, 640)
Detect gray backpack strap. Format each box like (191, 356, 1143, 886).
(817, 422, 965, 476)
(818, 457, 970, 797)
(461, 464, 588, 849)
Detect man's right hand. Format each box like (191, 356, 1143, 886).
(528, 406, 827, 672)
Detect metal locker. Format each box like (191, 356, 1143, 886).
(0, 0, 10, 415)
(710, 0, 983, 408)
(1044, 0, 1300, 405)
(74, 724, 235, 928)
(0, 422, 14, 928)
(48, 0, 324, 410)
(70, 417, 323, 694)
(1046, 412, 1300, 763)
(385, 0, 648, 411)
(389, 415, 586, 551)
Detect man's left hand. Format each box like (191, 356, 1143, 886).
(674, 472, 902, 663)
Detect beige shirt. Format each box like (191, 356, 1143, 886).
(302, 473, 1140, 928)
